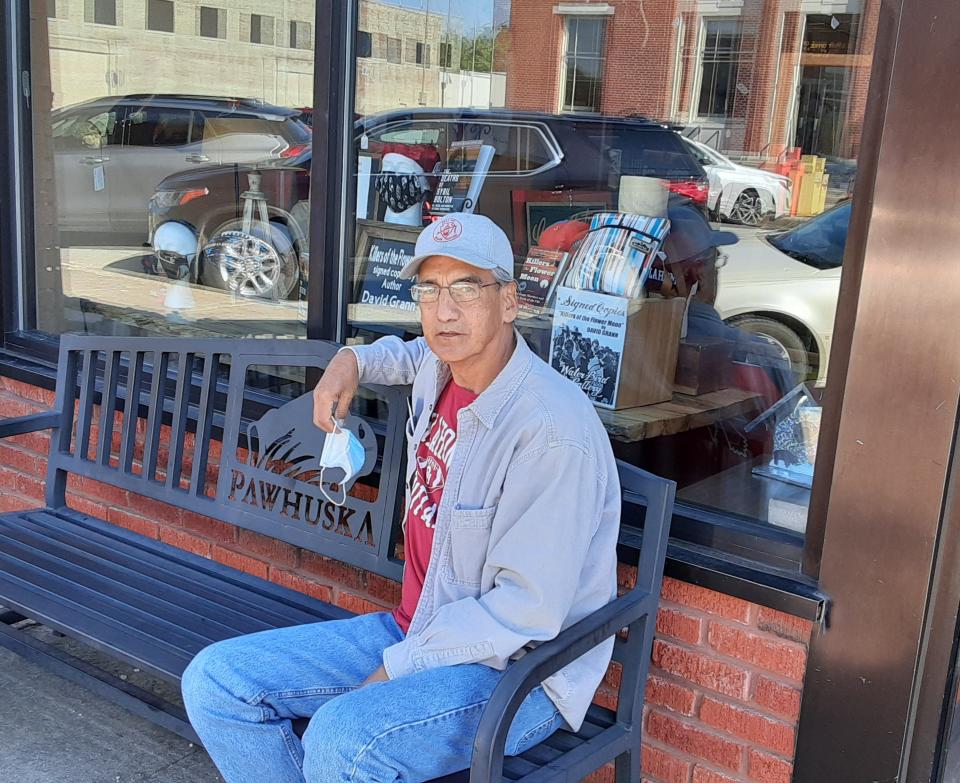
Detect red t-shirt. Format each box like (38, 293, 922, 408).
(393, 380, 477, 634)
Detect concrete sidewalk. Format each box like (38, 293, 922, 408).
(0, 620, 221, 783)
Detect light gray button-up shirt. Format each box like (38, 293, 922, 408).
(348, 332, 621, 730)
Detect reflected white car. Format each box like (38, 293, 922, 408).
(715, 201, 851, 384)
(684, 138, 792, 226)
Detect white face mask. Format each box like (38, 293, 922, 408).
(318, 419, 367, 506)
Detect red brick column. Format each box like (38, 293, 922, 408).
(505, 0, 564, 112)
(841, 0, 881, 160)
(740, 0, 784, 155)
(600, 0, 680, 119)
(0, 377, 812, 783)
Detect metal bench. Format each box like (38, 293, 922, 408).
(0, 335, 674, 782)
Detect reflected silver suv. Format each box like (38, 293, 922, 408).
(50, 94, 311, 240)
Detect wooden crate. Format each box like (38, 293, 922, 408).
(613, 297, 685, 409)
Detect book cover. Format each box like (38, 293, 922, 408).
(517, 248, 569, 315)
(428, 141, 495, 216)
(549, 287, 628, 408)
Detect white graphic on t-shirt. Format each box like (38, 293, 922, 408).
(408, 411, 457, 530)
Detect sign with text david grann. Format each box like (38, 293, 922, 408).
(549, 287, 627, 408)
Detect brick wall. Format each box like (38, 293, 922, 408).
(0, 375, 812, 783)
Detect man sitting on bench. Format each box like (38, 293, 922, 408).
(181, 213, 622, 783)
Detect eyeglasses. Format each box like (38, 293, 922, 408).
(410, 280, 501, 304)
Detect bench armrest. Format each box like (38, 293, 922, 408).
(0, 412, 60, 439)
(469, 587, 658, 782)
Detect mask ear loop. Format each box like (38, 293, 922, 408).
(319, 418, 349, 506)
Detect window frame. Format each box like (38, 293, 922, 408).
(559, 15, 608, 113)
(146, 0, 175, 34)
(250, 13, 275, 46)
(695, 16, 743, 119)
(0, 0, 893, 618)
(198, 5, 224, 39)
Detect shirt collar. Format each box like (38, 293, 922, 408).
(465, 330, 533, 429)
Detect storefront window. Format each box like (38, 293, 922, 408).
(29, 0, 316, 339)
(344, 0, 878, 543)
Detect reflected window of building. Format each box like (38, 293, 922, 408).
(85, 0, 117, 26)
(30, 0, 316, 341)
(386, 36, 402, 64)
(697, 19, 742, 118)
(417, 42, 430, 66)
(358, 30, 373, 59)
(251, 14, 275, 46)
(290, 20, 312, 50)
(147, 0, 174, 34)
(438, 41, 453, 69)
(561, 16, 607, 113)
(199, 6, 224, 39)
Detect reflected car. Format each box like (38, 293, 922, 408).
(682, 138, 792, 227)
(715, 200, 851, 383)
(149, 108, 708, 299)
(51, 94, 311, 238)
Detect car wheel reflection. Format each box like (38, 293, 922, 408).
(201, 220, 299, 300)
(729, 314, 812, 381)
(729, 190, 766, 227)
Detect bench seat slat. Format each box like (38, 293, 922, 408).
(8, 511, 326, 631)
(0, 521, 259, 642)
(28, 509, 348, 626)
(0, 549, 194, 679)
(0, 543, 217, 656)
(0, 509, 348, 680)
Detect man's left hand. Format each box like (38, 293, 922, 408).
(361, 665, 389, 687)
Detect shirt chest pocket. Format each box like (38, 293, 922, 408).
(443, 506, 496, 587)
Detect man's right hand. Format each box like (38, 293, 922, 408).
(313, 349, 360, 433)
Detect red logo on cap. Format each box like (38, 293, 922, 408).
(433, 218, 462, 243)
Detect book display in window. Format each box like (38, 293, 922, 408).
(546, 204, 687, 409)
(348, 220, 422, 332)
(549, 286, 684, 409)
(746, 384, 822, 489)
(427, 140, 495, 217)
(516, 248, 570, 316)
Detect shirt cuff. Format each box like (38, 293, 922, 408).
(337, 345, 365, 381)
(382, 637, 418, 680)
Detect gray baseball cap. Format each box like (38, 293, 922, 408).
(662, 200, 739, 263)
(399, 213, 515, 280)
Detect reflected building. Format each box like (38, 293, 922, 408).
(45, 1, 318, 109)
(504, 0, 879, 162)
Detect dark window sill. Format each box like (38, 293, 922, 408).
(0, 341, 826, 622)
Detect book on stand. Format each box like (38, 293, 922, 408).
(428, 140, 495, 217)
(517, 248, 569, 316)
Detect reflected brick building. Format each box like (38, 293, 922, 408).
(505, 0, 879, 161)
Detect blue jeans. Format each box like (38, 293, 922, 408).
(181, 612, 565, 783)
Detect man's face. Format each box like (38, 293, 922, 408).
(416, 255, 518, 365)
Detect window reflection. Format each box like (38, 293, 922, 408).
(31, 1, 316, 339)
(345, 0, 877, 538)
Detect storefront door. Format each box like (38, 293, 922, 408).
(794, 65, 850, 158)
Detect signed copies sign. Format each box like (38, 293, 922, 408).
(549, 287, 627, 407)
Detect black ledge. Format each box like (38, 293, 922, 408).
(0, 344, 826, 623)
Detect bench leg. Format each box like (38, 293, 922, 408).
(615, 748, 642, 783)
(0, 621, 198, 743)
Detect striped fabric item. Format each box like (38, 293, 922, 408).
(562, 212, 671, 298)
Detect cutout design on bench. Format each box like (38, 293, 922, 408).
(226, 392, 381, 546)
